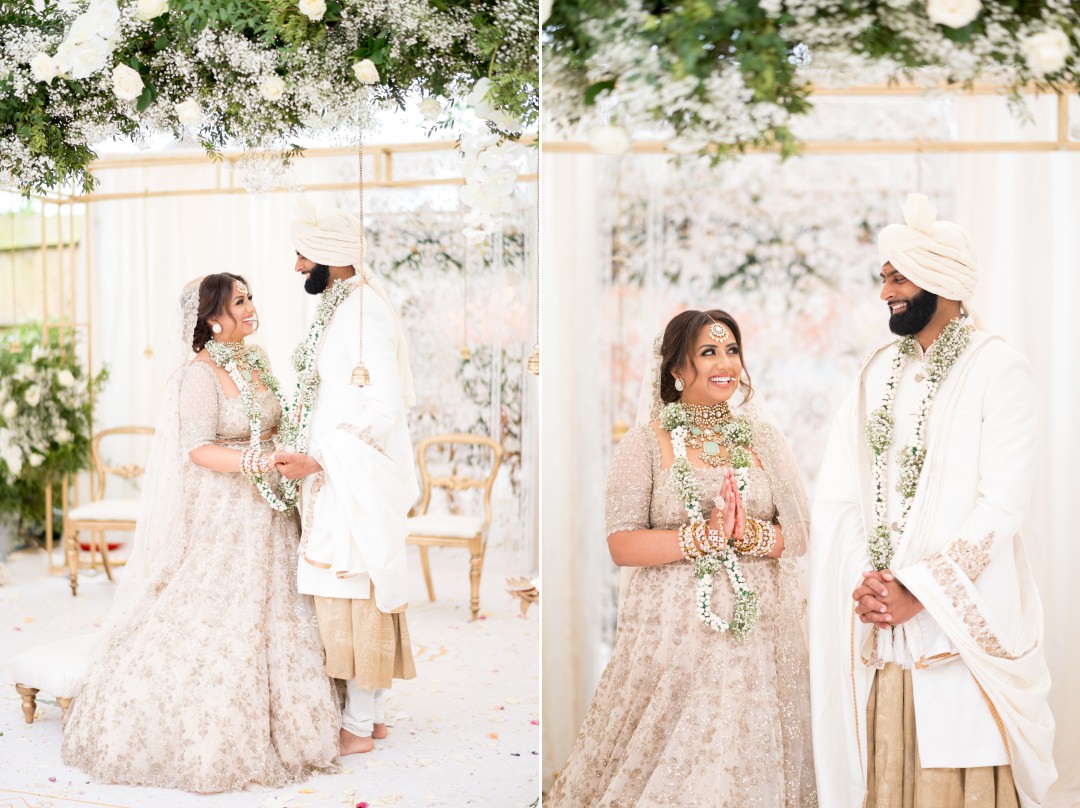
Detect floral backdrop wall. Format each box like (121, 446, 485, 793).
(365, 202, 536, 569)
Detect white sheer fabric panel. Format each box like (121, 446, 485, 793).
(542, 96, 1080, 802)
(540, 153, 608, 791)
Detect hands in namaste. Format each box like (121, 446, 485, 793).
(709, 467, 745, 543)
(852, 569, 924, 627)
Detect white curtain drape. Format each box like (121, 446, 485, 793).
(541, 95, 1080, 803)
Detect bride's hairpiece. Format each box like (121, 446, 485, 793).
(708, 320, 729, 342)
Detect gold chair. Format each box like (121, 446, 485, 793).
(63, 426, 154, 596)
(405, 434, 504, 621)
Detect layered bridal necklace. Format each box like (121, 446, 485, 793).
(661, 400, 760, 639)
(864, 318, 972, 570)
(205, 338, 295, 512)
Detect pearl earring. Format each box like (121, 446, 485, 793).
(211, 323, 222, 334)
(674, 377, 685, 392)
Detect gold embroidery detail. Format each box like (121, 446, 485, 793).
(927, 551, 1034, 660)
(337, 422, 387, 456)
(303, 554, 332, 569)
(972, 677, 1011, 761)
(298, 471, 326, 558)
(850, 604, 865, 779)
(913, 651, 959, 670)
(861, 625, 886, 670)
(946, 531, 995, 582)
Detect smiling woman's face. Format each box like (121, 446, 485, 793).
(675, 323, 743, 406)
(213, 281, 257, 341)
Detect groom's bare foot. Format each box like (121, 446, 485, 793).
(372, 722, 388, 740)
(339, 728, 374, 755)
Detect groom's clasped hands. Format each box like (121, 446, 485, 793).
(852, 569, 925, 627)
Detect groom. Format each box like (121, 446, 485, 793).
(808, 194, 1056, 807)
(276, 205, 418, 756)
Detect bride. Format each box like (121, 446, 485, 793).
(61, 273, 339, 791)
(547, 309, 816, 806)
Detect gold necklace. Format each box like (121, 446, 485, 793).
(681, 401, 733, 468)
(210, 339, 254, 381)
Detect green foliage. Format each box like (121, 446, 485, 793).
(0, 324, 108, 533)
(1, 0, 538, 194)
(546, 0, 1079, 159)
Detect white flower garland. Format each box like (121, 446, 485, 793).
(276, 278, 359, 502)
(660, 402, 760, 640)
(865, 319, 973, 570)
(205, 339, 295, 512)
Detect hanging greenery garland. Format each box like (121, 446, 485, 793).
(544, 1, 1077, 157)
(0, 0, 538, 194)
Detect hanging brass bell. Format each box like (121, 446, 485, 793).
(143, 345, 153, 358)
(460, 345, 472, 361)
(350, 362, 371, 387)
(9, 338, 21, 354)
(527, 346, 540, 376)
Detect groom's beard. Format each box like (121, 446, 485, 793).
(888, 289, 938, 336)
(304, 264, 331, 295)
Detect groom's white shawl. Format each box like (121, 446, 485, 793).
(297, 281, 419, 612)
(808, 331, 1056, 808)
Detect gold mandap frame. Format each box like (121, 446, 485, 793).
(2, 136, 538, 580)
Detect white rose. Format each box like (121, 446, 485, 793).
(111, 62, 144, 101)
(1021, 29, 1072, 76)
(1, 445, 23, 477)
(925, 0, 982, 28)
(589, 124, 631, 155)
(24, 386, 40, 407)
(136, 0, 169, 21)
(175, 99, 203, 126)
(260, 75, 285, 102)
(2, 401, 16, 421)
(352, 59, 379, 84)
(298, 0, 326, 21)
(419, 97, 442, 120)
(28, 453, 45, 468)
(30, 52, 58, 83)
(56, 428, 74, 444)
(57, 37, 111, 80)
(56, 369, 75, 388)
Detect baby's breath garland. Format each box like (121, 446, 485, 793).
(865, 318, 973, 570)
(276, 278, 358, 503)
(205, 339, 295, 512)
(660, 401, 759, 640)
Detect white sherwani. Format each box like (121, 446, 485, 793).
(297, 279, 419, 613)
(808, 330, 1056, 808)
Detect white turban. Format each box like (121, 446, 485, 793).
(291, 205, 365, 269)
(291, 201, 415, 407)
(877, 193, 977, 302)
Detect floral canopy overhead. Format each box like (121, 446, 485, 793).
(544, 0, 1078, 156)
(0, 0, 538, 194)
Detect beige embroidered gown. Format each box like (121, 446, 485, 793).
(61, 360, 339, 792)
(547, 424, 817, 807)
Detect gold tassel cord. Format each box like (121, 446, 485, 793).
(527, 148, 539, 376)
(351, 135, 370, 387)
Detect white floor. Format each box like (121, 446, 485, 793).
(0, 546, 540, 808)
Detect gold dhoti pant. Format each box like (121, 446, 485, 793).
(866, 663, 1018, 808)
(312, 587, 416, 691)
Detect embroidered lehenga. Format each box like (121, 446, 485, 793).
(61, 357, 339, 791)
(547, 412, 817, 807)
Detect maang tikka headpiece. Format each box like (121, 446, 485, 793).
(709, 320, 729, 342)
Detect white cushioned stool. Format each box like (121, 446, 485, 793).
(10, 633, 98, 723)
